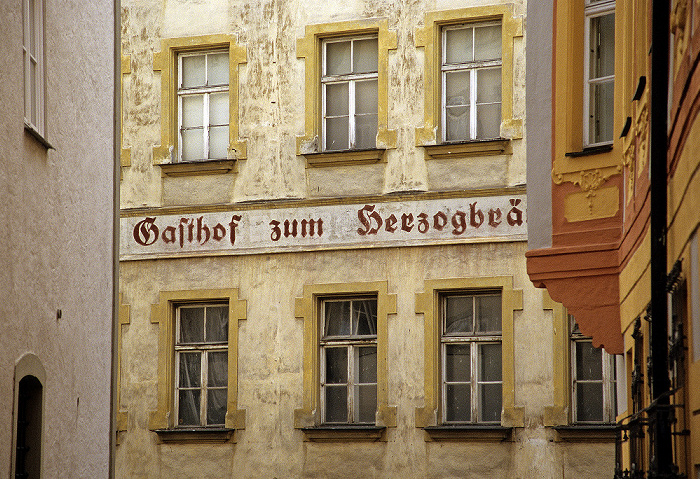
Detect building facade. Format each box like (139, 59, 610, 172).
(0, 0, 116, 477)
(118, 0, 614, 477)
(526, 0, 700, 476)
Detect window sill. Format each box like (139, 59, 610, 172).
(300, 425, 386, 442)
(423, 139, 511, 159)
(553, 424, 618, 442)
(564, 144, 613, 158)
(423, 425, 514, 442)
(153, 427, 235, 444)
(302, 149, 386, 168)
(160, 159, 237, 177)
(24, 124, 54, 150)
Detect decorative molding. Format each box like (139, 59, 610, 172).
(553, 167, 620, 213)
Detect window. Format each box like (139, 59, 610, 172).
(322, 36, 378, 151)
(23, 0, 45, 136)
(175, 303, 228, 426)
(584, 0, 615, 146)
(415, 6, 523, 155)
(177, 51, 229, 162)
(441, 23, 502, 142)
(297, 19, 397, 164)
(152, 35, 247, 169)
(294, 282, 396, 438)
(15, 375, 42, 479)
(570, 316, 618, 423)
(441, 292, 502, 423)
(415, 276, 523, 435)
(149, 289, 246, 435)
(320, 297, 377, 423)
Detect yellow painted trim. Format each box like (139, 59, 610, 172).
(563, 185, 620, 222)
(415, 5, 523, 146)
(296, 19, 397, 159)
(543, 291, 569, 427)
(414, 276, 524, 428)
(116, 294, 130, 433)
(152, 35, 247, 167)
(294, 281, 397, 428)
(619, 229, 651, 334)
(120, 54, 132, 168)
(148, 288, 247, 430)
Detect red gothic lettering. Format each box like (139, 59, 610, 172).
(469, 203, 484, 228)
(162, 226, 176, 244)
(213, 223, 226, 241)
(401, 213, 414, 232)
(433, 211, 447, 231)
(357, 205, 382, 235)
(385, 214, 397, 232)
(488, 208, 502, 227)
(133, 217, 159, 246)
(301, 218, 323, 237)
(270, 220, 281, 241)
(417, 213, 429, 233)
(507, 199, 524, 226)
(229, 215, 241, 245)
(197, 217, 210, 244)
(452, 210, 467, 235)
(284, 219, 298, 238)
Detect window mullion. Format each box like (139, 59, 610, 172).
(200, 350, 207, 425)
(472, 339, 478, 422)
(349, 81, 356, 149)
(203, 93, 210, 160)
(348, 345, 354, 423)
(470, 69, 477, 140)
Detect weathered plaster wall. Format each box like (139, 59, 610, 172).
(118, 0, 614, 476)
(0, 0, 114, 477)
(120, 0, 527, 208)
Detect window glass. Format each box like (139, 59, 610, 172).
(208, 52, 229, 85)
(585, 2, 615, 146)
(474, 25, 502, 61)
(326, 41, 351, 75)
(445, 27, 473, 64)
(353, 38, 378, 73)
(321, 297, 378, 424)
(181, 55, 206, 88)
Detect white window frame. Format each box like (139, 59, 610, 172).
(177, 50, 229, 162)
(583, 0, 615, 147)
(319, 297, 378, 424)
(23, 0, 45, 136)
(174, 303, 228, 427)
(440, 291, 502, 424)
(440, 21, 503, 143)
(321, 35, 378, 151)
(570, 316, 618, 423)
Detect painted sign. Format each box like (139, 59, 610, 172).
(120, 195, 526, 260)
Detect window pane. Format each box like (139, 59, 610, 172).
(179, 352, 201, 388)
(325, 347, 348, 384)
(325, 116, 349, 150)
(181, 95, 203, 128)
(205, 306, 228, 342)
(479, 383, 502, 422)
(353, 38, 378, 73)
(476, 103, 501, 139)
(479, 343, 502, 382)
(207, 351, 228, 387)
(181, 54, 206, 88)
(209, 126, 229, 159)
(591, 13, 615, 78)
(476, 67, 501, 103)
(357, 346, 377, 383)
(181, 128, 204, 161)
(474, 25, 502, 61)
(178, 389, 201, 425)
(445, 344, 470, 382)
(207, 389, 227, 425)
(325, 83, 349, 117)
(445, 384, 471, 422)
(357, 384, 377, 423)
(353, 299, 377, 336)
(324, 301, 351, 337)
(325, 385, 348, 422)
(445, 295, 473, 334)
(179, 307, 204, 343)
(445, 27, 473, 64)
(326, 41, 351, 75)
(355, 114, 378, 150)
(446, 106, 470, 141)
(576, 383, 604, 422)
(590, 80, 614, 143)
(355, 80, 378, 115)
(445, 71, 470, 142)
(476, 295, 501, 333)
(445, 71, 470, 107)
(207, 52, 229, 86)
(209, 92, 229, 126)
(576, 342, 603, 381)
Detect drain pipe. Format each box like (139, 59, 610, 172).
(649, 0, 672, 476)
